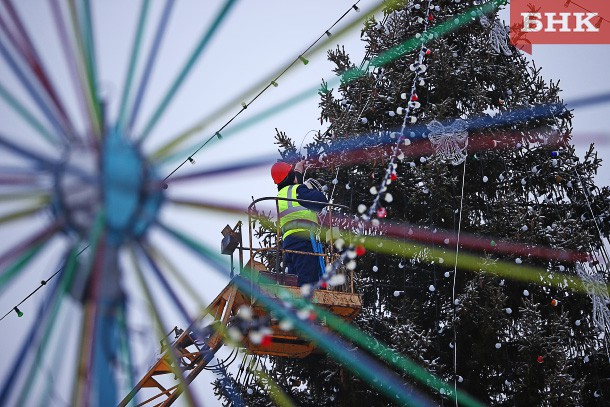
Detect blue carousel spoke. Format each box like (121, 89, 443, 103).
(0, 165, 51, 179)
(0, 37, 69, 144)
(117, 0, 151, 133)
(135, 241, 199, 331)
(126, 0, 174, 134)
(158, 85, 608, 178)
(1, 127, 66, 167)
(155, 222, 435, 407)
(0, 247, 77, 407)
(161, 153, 277, 184)
(0, 132, 98, 185)
(0, 78, 57, 146)
(564, 90, 610, 109)
(137, 0, 239, 144)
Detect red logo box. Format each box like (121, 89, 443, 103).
(510, 0, 610, 50)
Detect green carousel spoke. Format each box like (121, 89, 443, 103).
(138, 0, 239, 143)
(117, 0, 151, 132)
(151, 0, 386, 161)
(281, 222, 605, 297)
(67, 0, 102, 136)
(358, 232, 608, 296)
(80, 0, 102, 129)
(0, 191, 48, 202)
(254, 369, 296, 407)
(144, 242, 208, 309)
(350, 0, 507, 77)
(0, 83, 57, 146)
(158, 83, 317, 165)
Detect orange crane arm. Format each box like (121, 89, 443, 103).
(119, 284, 242, 407)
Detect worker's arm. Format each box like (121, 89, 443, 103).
(296, 184, 328, 212)
(293, 159, 327, 210)
(293, 160, 306, 184)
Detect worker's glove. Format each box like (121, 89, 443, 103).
(293, 159, 306, 174)
(304, 178, 323, 192)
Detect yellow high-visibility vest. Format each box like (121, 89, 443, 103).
(277, 185, 318, 238)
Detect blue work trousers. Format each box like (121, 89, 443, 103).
(283, 234, 322, 286)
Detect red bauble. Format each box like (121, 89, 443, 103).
(411, 93, 419, 101)
(320, 281, 328, 289)
(355, 244, 366, 256)
(377, 207, 387, 218)
(537, 356, 544, 363)
(390, 173, 398, 181)
(261, 335, 272, 347)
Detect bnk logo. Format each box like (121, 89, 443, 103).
(510, 0, 610, 52)
(522, 12, 599, 32)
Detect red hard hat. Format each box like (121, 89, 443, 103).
(271, 161, 292, 184)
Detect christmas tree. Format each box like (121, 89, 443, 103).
(217, 0, 610, 405)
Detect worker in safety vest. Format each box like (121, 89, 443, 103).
(271, 160, 328, 286)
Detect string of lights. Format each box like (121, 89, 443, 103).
(0, 245, 89, 322)
(362, 0, 450, 220)
(451, 156, 468, 407)
(160, 1, 366, 187)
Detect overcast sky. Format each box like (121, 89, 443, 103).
(0, 1, 608, 405)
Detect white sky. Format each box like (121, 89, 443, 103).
(0, 1, 608, 406)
